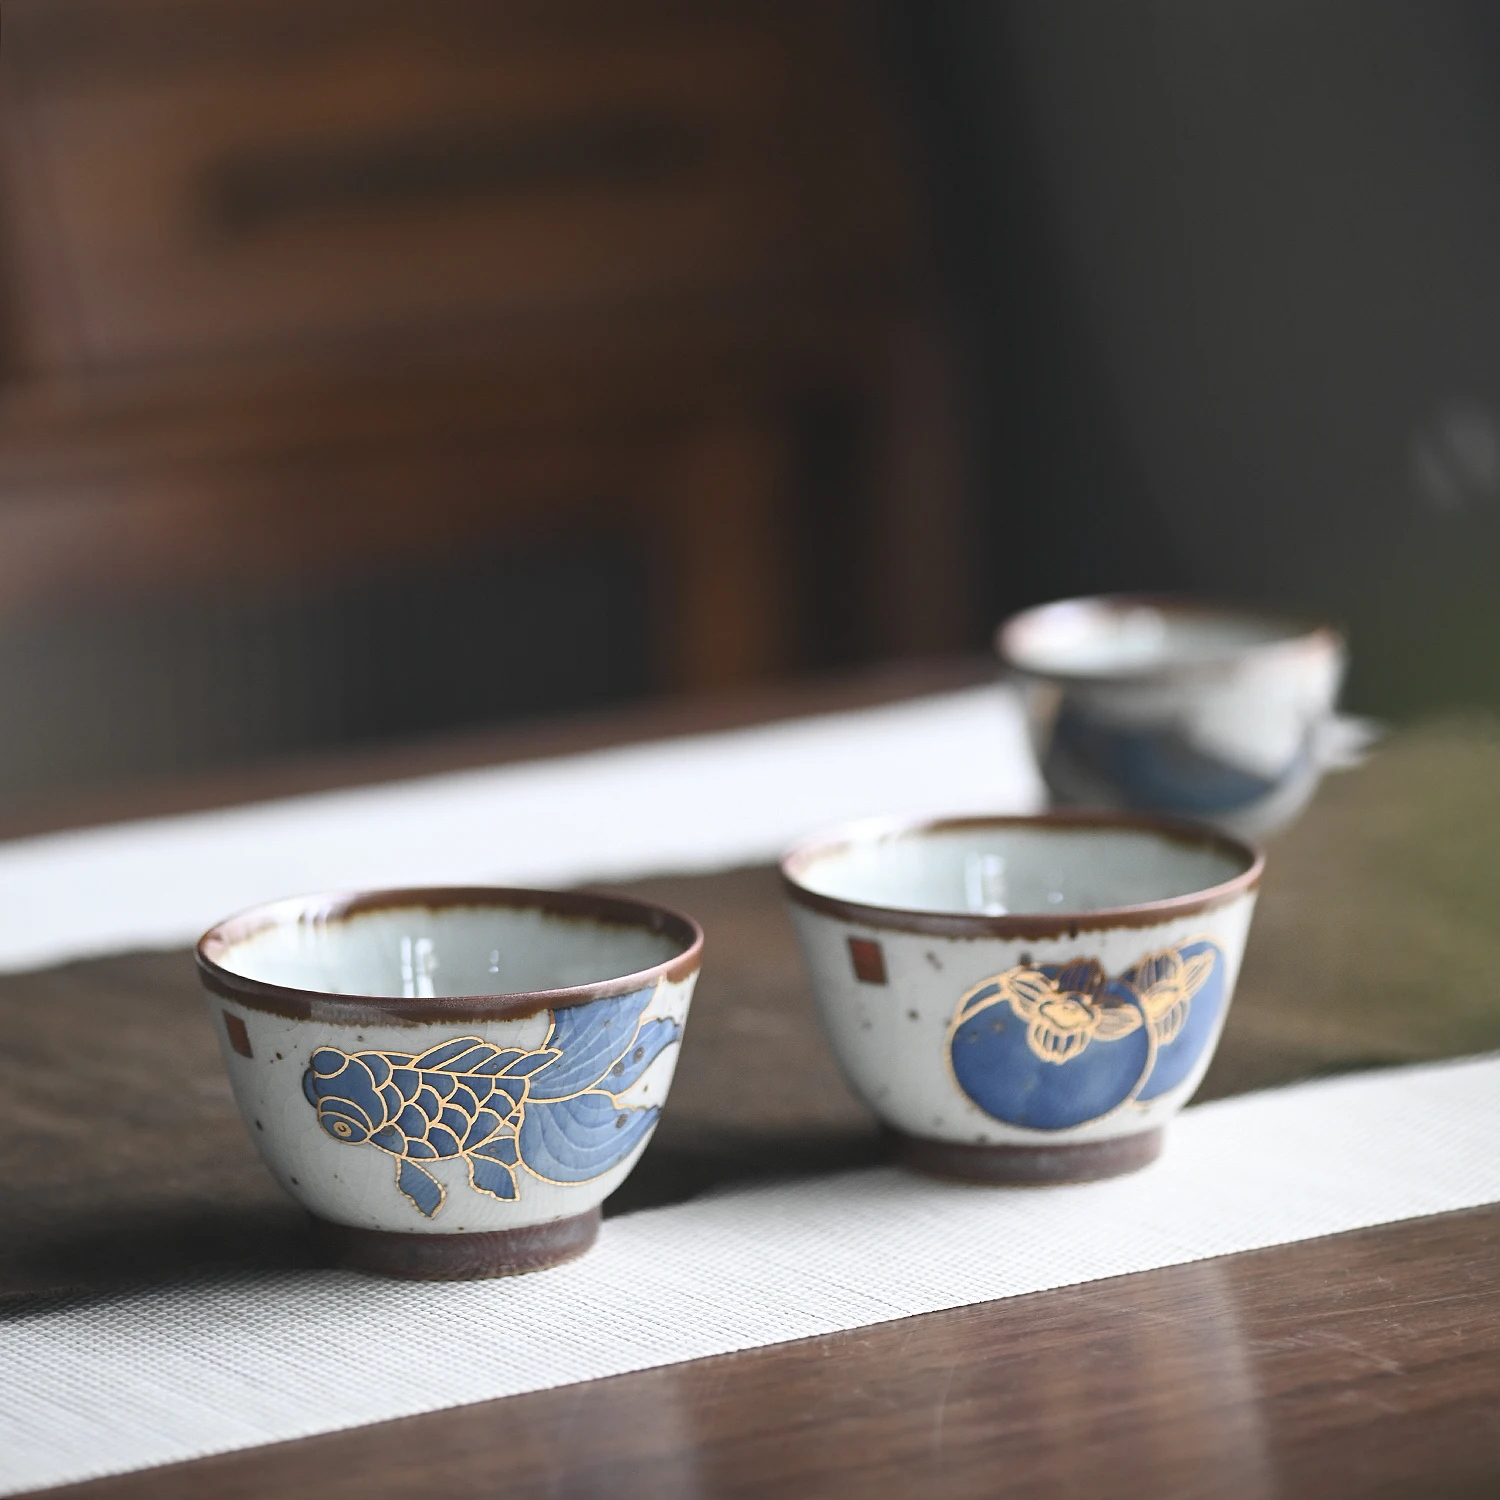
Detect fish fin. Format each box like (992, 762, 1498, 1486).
(468, 1155, 519, 1201)
(502, 1049, 560, 1078)
(396, 1159, 445, 1218)
(425, 1043, 498, 1075)
(411, 1036, 487, 1070)
(526, 988, 662, 1102)
(596, 1018, 680, 1093)
(471, 1049, 527, 1075)
(519, 1092, 660, 1183)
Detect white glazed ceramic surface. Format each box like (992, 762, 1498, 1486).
(998, 596, 1350, 839)
(784, 816, 1261, 1149)
(199, 892, 699, 1234)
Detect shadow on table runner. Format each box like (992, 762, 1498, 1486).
(5, 721, 1499, 1299)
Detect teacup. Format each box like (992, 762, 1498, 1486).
(197, 886, 702, 1278)
(782, 813, 1262, 1183)
(997, 595, 1356, 838)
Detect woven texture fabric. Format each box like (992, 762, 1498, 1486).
(3, 1054, 1497, 1497)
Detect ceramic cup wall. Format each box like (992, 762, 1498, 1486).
(197, 887, 702, 1278)
(783, 814, 1262, 1183)
(997, 595, 1352, 839)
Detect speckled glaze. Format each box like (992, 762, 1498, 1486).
(782, 813, 1262, 1182)
(998, 596, 1349, 839)
(197, 888, 701, 1276)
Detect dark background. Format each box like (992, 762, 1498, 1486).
(0, 0, 1496, 816)
(900, 0, 1500, 718)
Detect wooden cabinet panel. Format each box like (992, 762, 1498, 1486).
(1, 0, 915, 373)
(0, 0, 968, 791)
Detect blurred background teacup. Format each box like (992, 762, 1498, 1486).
(198, 887, 701, 1279)
(998, 595, 1371, 839)
(783, 813, 1262, 1183)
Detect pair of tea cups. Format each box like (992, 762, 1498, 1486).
(200, 808, 1263, 1280)
(201, 596, 1354, 1279)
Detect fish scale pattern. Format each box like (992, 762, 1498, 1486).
(302, 984, 680, 1218)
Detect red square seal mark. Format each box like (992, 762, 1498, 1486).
(847, 936, 888, 985)
(223, 1011, 254, 1059)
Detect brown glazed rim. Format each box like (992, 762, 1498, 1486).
(197, 885, 704, 1024)
(996, 592, 1345, 686)
(780, 810, 1264, 940)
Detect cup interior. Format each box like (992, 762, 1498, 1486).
(1001, 597, 1320, 679)
(204, 893, 694, 1000)
(787, 820, 1253, 918)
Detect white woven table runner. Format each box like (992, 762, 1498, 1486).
(3, 1055, 1498, 1496)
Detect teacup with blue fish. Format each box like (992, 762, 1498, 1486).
(782, 813, 1262, 1183)
(998, 595, 1368, 839)
(198, 887, 702, 1278)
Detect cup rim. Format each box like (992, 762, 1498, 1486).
(995, 593, 1344, 686)
(197, 885, 704, 1024)
(780, 810, 1264, 940)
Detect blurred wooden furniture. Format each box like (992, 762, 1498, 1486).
(0, 0, 965, 721)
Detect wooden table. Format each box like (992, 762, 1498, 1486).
(5, 664, 1500, 1499)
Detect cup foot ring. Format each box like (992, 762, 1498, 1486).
(314, 1206, 602, 1280)
(889, 1126, 1164, 1185)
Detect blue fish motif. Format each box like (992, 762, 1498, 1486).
(302, 985, 680, 1217)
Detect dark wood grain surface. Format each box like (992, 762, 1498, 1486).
(5, 693, 1500, 1496)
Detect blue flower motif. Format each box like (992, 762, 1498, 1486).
(1126, 940, 1226, 1101)
(948, 939, 1225, 1130)
(302, 984, 680, 1217)
(950, 958, 1151, 1130)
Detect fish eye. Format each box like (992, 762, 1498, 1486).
(334, 1121, 351, 1137)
